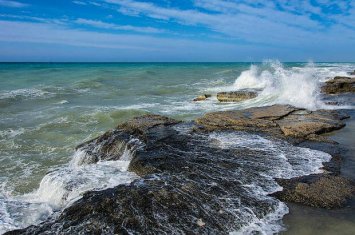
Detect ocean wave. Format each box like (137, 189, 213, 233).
(0, 88, 52, 100)
(0, 141, 139, 233)
(200, 61, 353, 111)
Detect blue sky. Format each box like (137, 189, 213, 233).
(0, 0, 354, 62)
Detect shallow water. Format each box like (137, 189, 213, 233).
(282, 111, 355, 235)
(0, 62, 354, 234)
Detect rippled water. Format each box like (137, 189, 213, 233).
(0, 62, 354, 234)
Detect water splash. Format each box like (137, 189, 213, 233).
(0, 143, 138, 234)
(233, 61, 323, 110)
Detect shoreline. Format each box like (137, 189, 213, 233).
(6, 104, 354, 234)
(1, 66, 354, 234)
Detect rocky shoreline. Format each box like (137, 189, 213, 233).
(6, 104, 354, 234)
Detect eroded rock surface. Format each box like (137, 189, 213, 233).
(321, 76, 355, 94)
(217, 91, 257, 102)
(196, 105, 349, 141)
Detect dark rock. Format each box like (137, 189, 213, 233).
(74, 114, 180, 164)
(217, 91, 257, 102)
(348, 70, 355, 75)
(321, 76, 355, 94)
(325, 101, 339, 105)
(7, 121, 293, 234)
(6, 106, 353, 234)
(273, 175, 354, 209)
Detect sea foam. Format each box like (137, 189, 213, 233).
(0, 144, 138, 234)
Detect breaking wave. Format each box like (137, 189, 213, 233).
(0, 140, 139, 234)
(233, 61, 323, 110)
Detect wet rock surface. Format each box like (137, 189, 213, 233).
(321, 76, 355, 94)
(217, 91, 258, 102)
(7, 106, 354, 235)
(195, 105, 349, 141)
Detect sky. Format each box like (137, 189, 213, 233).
(0, 0, 354, 62)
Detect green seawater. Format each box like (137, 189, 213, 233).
(0, 62, 256, 194)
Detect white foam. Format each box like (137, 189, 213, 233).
(209, 131, 332, 234)
(0, 144, 139, 233)
(55, 100, 69, 104)
(232, 61, 321, 110)
(0, 128, 25, 139)
(193, 61, 354, 112)
(0, 88, 51, 100)
(209, 132, 331, 179)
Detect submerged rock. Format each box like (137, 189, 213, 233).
(217, 91, 257, 102)
(321, 76, 355, 94)
(193, 94, 212, 101)
(349, 70, 355, 75)
(6, 106, 353, 234)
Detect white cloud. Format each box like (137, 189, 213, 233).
(102, 0, 354, 46)
(75, 18, 164, 33)
(0, 0, 28, 8)
(72, 1, 87, 5)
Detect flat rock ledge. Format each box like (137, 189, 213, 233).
(321, 76, 355, 94)
(6, 105, 354, 235)
(195, 104, 349, 142)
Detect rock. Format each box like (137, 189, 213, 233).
(6, 106, 352, 234)
(197, 218, 206, 227)
(7, 118, 293, 234)
(193, 94, 211, 102)
(217, 91, 257, 102)
(349, 70, 355, 75)
(273, 175, 354, 209)
(325, 101, 339, 105)
(75, 114, 180, 163)
(321, 76, 355, 94)
(334, 76, 352, 80)
(195, 105, 349, 141)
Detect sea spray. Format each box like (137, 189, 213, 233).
(0, 142, 139, 234)
(233, 61, 323, 110)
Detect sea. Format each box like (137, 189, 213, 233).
(0, 61, 354, 234)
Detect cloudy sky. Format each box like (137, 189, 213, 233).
(0, 0, 354, 62)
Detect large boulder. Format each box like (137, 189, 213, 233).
(321, 76, 355, 94)
(217, 91, 257, 102)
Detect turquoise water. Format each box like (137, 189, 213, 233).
(0, 62, 354, 233)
